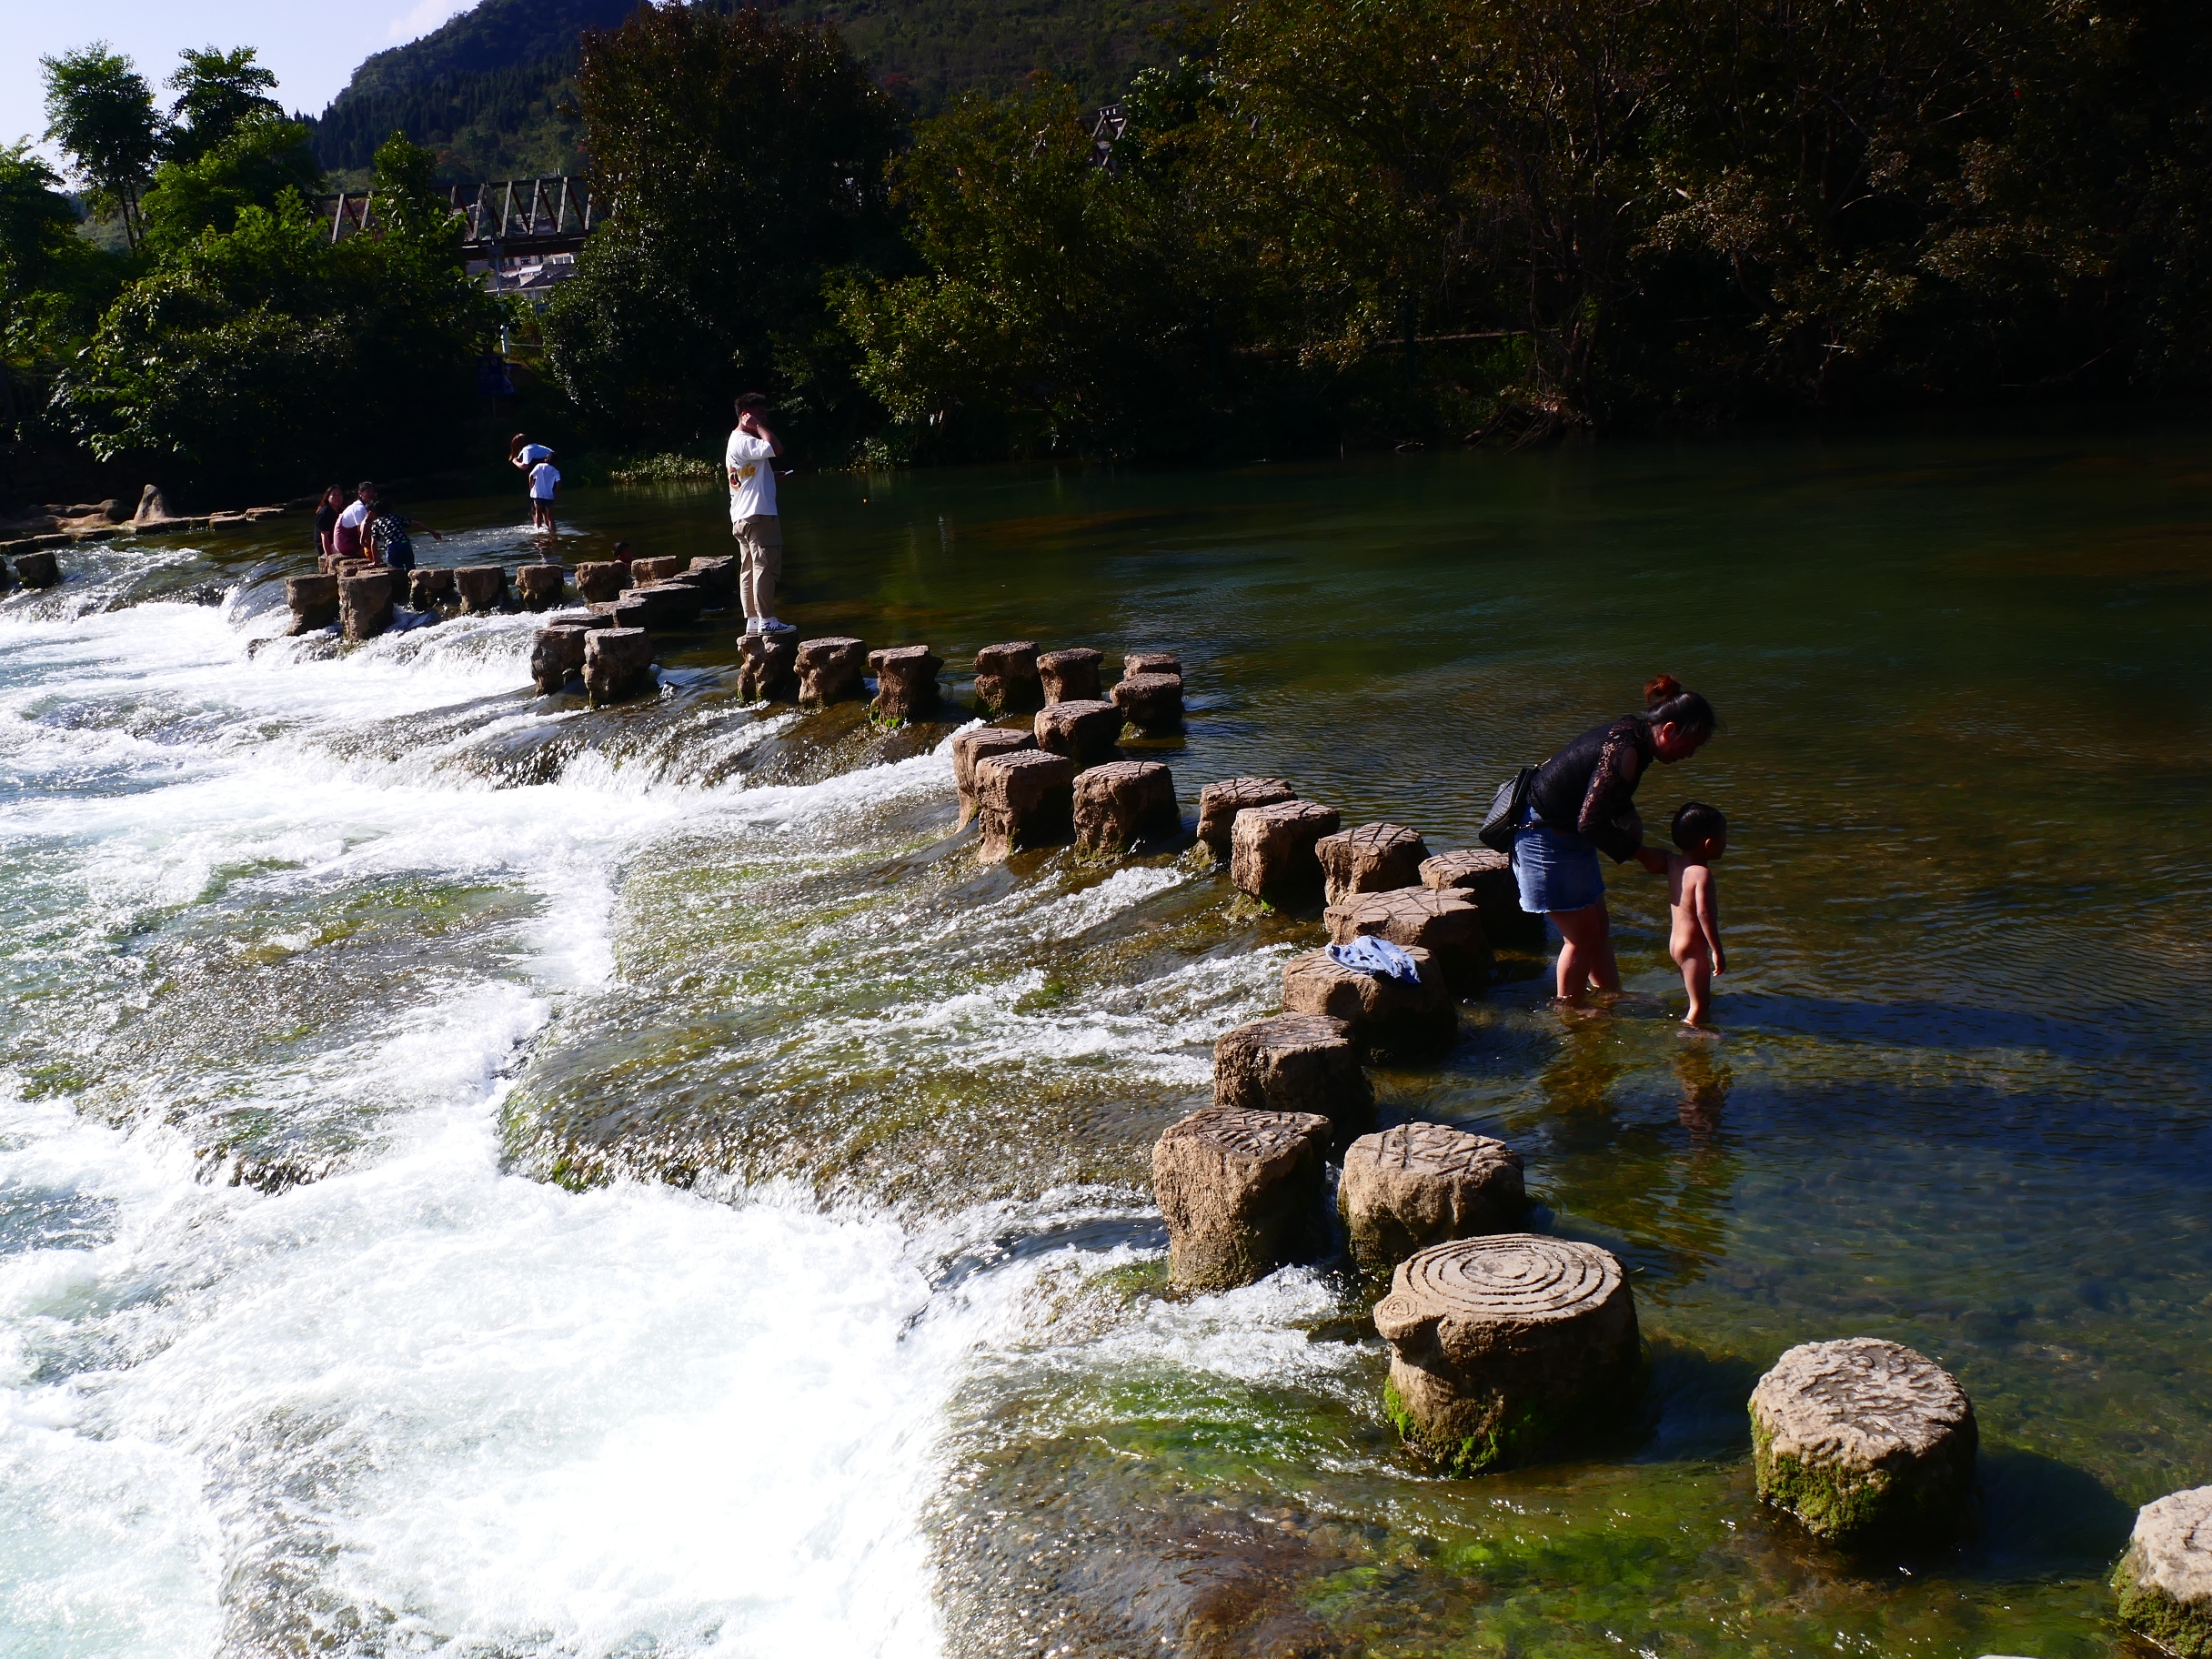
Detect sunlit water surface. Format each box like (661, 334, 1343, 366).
(3, 423, 2208, 1658)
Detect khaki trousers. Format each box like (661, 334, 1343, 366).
(732, 514, 783, 617)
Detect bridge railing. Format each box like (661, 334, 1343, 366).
(309, 176, 599, 255)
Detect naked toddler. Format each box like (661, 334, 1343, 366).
(1638, 801, 1727, 1025)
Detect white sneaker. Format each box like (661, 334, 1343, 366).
(764, 618, 796, 634)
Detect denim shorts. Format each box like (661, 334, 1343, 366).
(1511, 814, 1606, 915)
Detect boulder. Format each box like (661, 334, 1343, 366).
(975, 749, 1076, 861)
(629, 554, 688, 584)
(1749, 1339, 1977, 1544)
(583, 627, 654, 704)
(339, 571, 394, 642)
(631, 579, 703, 628)
(1111, 671, 1184, 735)
(2114, 1485, 2212, 1657)
(953, 726, 1036, 829)
(575, 560, 629, 604)
(0, 558, 15, 591)
(455, 565, 508, 613)
(870, 645, 943, 722)
(1035, 699, 1124, 768)
(1124, 650, 1181, 678)
(798, 636, 868, 706)
(737, 631, 799, 701)
(1376, 1234, 1640, 1474)
(687, 554, 736, 606)
(1197, 777, 1297, 860)
(1213, 1011, 1372, 1131)
(285, 574, 339, 634)
(1326, 887, 1488, 994)
(973, 640, 1045, 715)
(133, 484, 174, 524)
(1423, 848, 1543, 950)
(1151, 1106, 1332, 1292)
(1230, 799, 1342, 901)
(1339, 1123, 1525, 1282)
(530, 624, 591, 693)
(1073, 759, 1180, 857)
(1280, 947, 1453, 1053)
(13, 548, 60, 589)
(1316, 822, 1432, 905)
(408, 567, 457, 610)
(1038, 647, 1103, 704)
(515, 562, 566, 610)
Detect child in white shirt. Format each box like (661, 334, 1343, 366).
(528, 459, 559, 535)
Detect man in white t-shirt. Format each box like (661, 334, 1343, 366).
(333, 480, 376, 561)
(528, 458, 560, 536)
(725, 392, 788, 634)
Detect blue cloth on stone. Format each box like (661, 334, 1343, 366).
(1326, 935, 1423, 983)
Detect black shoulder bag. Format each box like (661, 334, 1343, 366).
(1476, 765, 1538, 853)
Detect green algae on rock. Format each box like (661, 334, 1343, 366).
(1373, 1233, 1639, 1474)
(1748, 1337, 1977, 1544)
(2112, 1484, 2212, 1656)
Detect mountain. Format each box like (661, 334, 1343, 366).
(309, 0, 1176, 184)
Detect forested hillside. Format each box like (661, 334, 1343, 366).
(308, 0, 1177, 182)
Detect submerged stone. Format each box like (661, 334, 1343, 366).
(14, 548, 60, 588)
(1152, 1105, 1331, 1292)
(1749, 1337, 1977, 1544)
(1375, 1233, 1640, 1474)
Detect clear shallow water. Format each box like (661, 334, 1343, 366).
(2, 423, 2208, 1656)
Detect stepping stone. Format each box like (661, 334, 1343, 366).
(1111, 671, 1184, 734)
(631, 579, 702, 628)
(2114, 1485, 2212, 1656)
(1124, 650, 1181, 678)
(1339, 1122, 1525, 1282)
(606, 594, 654, 632)
(1034, 699, 1123, 768)
(530, 623, 591, 692)
(285, 574, 338, 634)
(583, 627, 654, 704)
(870, 645, 942, 723)
(1423, 848, 1543, 950)
(1151, 1105, 1332, 1292)
(1749, 1338, 1977, 1544)
(686, 554, 736, 606)
(1231, 799, 1341, 900)
(975, 749, 1075, 860)
(1375, 1234, 1640, 1474)
(1326, 886, 1487, 993)
(515, 562, 566, 610)
(575, 560, 628, 603)
(629, 554, 687, 584)
(339, 570, 394, 641)
(953, 726, 1036, 828)
(1038, 647, 1102, 704)
(737, 631, 799, 701)
(455, 565, 508, 613)
(1073, 759, 1179, 857)
(1213, 1011, 1372, 1131)
(973, 640, 1044, 714)
(1197, 777, 1296, 860)
(797, 636, 867, 706)
(1317, 821, 1432, 905)
(408, 567, 457, 610)
(1281, 946, 1453, 1052)
(13, 549, 60, 588)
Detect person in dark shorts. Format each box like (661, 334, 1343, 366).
(366, 499, 445, 578)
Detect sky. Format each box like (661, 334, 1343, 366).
(2, 0, 473, 167)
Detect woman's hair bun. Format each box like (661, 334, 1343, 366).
(1644, 673, 1683, 709)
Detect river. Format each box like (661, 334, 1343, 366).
(2, 422, 2207, 1657)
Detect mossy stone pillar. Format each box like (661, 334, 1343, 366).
(1375, 1234, 1639, 1474)
(973, 641, 1044, 714)
(1111, 671, 1184, 734)
(1748, 1338, 1976, 1544)
(2114, 1485, 2212, 1656)
(1152, 1105, 1332, 1292)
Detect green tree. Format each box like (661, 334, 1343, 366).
(139, 114, 321, 253)
(40, 44, 166, 251)
(543, 4, 903, 447)
(166, 45, 284, 164)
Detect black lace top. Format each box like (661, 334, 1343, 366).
(1526, 715, 1655, 862)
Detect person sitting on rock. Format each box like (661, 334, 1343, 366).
(313, 485, 346, 570)
(333, 481, 376, 564)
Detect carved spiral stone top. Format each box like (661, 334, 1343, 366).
(1749, 1338, 1973, 1467)
(1378, 1233, 1623, 1340)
